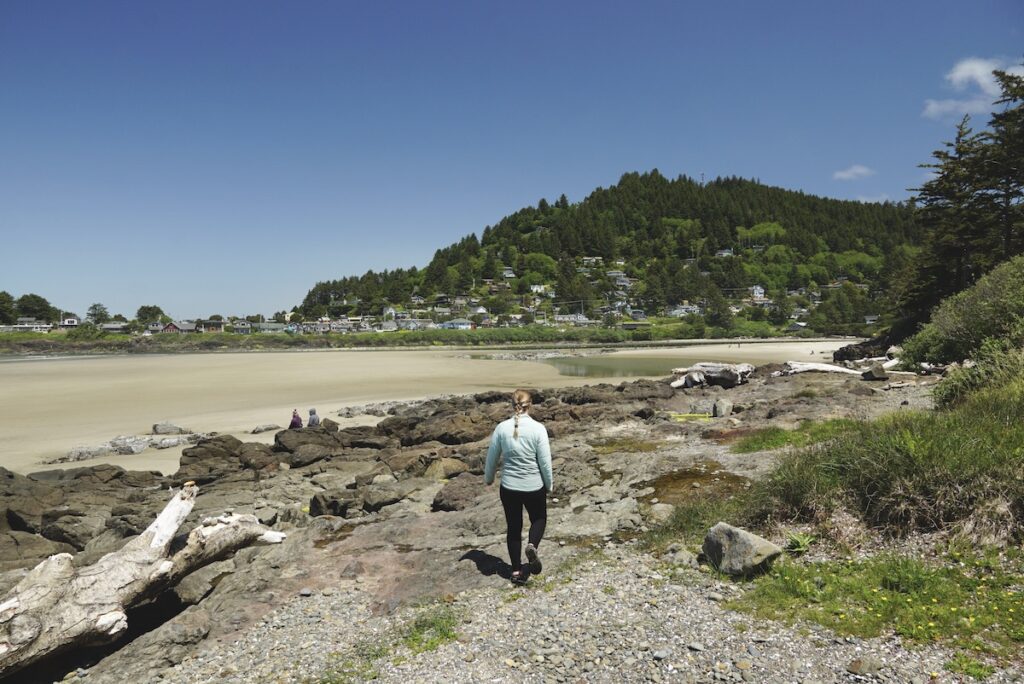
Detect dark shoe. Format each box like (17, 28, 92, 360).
(525, 543, 542, 575)
(511, 569, 527, 586)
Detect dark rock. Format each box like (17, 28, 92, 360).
(0, 530, 75, 572)
(617, 379, 675, 401)
(309, 490, 362, 517)
(633, 407, 656, 420)
(288, 444, 334, 468)
(174, 560, 235, 604)
(380, 448, 430, 478)
(320, 418, 340, 432)
(361, 484, 404, 512)
(238, 442, 277, 470)
(424, 457, 468, 480)
(432, 472, 483, 511)
(273, 427, 342, 453)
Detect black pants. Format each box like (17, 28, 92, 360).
(499, 485, 547, 572)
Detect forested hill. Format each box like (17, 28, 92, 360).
(299, 171, 918, 319)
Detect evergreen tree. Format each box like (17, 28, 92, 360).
(0, 291, 15, 324)
(87, 303, 111, 324)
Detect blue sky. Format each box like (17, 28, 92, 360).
(2, 1, 1021, 320)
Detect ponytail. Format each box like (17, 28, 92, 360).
(511, 389, 532, 440)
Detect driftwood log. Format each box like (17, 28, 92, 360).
(0, 484, 285, 677)
(670, 362, 755, 389)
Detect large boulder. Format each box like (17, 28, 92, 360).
(309, 489, 362, 517)
(40, 507, 109, 550)
(424, 457, 468, 480)
(0, 530, 75, 572)
(273, 427, 342, 453)
(172, 435, 245, 484)
(405, 410, 494, 446)
(109, 435, 151, 455)
(702, 522, 783, 576)
(431, 472, 483, 512)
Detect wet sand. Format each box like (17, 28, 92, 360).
(0, 340, 848, 475)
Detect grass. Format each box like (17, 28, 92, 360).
(311, 602, 462, 683)
(400, 604, 461, 654)
(757, 376, 1024, 535)
(642, 494, 749, 551)
(590, 437, 664, 455)
(666, 411, 713, 423)
(729, 418, 860, 454)
(729, 549, 1023, 674)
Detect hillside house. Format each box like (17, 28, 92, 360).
(233, 321, 252, 334)
(715, 248, 734, 258)
(440, 318, 474, 330)
(163, 321, 198, 334)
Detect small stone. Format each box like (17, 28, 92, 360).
(321, 587, 336, 596)
(688, 642, 705, 652)
(464, 653, 475, 663)
(653, 649, 671, 661)
(504, 658, 517, 668)
(846, 656, 883, 675)
(708, 592, 725, 601)
(298, 587, 313, 597)
(691, 482, 701, 488)
(747, 644, 760, 657)
(734, 659, 752, 671)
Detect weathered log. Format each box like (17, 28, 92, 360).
(670, 362, 755, 389)
(771, 361, 864, 377)
(0, 484, 285, 677)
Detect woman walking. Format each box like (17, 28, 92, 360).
(484, 389, 553, 585)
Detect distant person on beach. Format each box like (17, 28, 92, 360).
(484, 389, 553, 585)
(289, 409, 302, 429)
(307, 408, 320, 427)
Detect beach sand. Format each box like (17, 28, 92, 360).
(0, 340, 848, 475)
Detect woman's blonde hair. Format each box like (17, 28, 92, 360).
(512, 389, 532, 439)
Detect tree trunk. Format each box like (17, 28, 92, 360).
(0, 484, 285, 677)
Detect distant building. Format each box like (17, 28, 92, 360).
(715, 248, 734, 258)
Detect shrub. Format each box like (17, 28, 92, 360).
(902, 254, 1024, 364)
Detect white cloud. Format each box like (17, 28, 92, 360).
(833, 164, 876, 181)
(923, 57, 1024, 119)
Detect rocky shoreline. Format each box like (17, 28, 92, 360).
(5, 366, 1013, 683)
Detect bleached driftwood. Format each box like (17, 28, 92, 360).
(670, 362, 755, 389)
(771, 361, 864, 377)
(0, 484, 285, 677)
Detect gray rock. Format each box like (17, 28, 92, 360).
(712, 399, 733, 417)
(250, 424, 281, 434)
(109, 435, 150, 455)
(432, 472, 483, 512)
(152, 422, 192, 435)
(702, 522, 783, 577)
(862, 363, 890, 381)
(648, 503, 675, 524)
(60, 444, 114, 463)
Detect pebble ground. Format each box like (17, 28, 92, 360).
(153, 541, 1021, 684)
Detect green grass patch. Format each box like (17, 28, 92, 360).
(400, 604, 461, 654)
(730, 419, 860, 454)
(313, 639, 389, 684)
(642, 493, 754, 551)
(730, 549, 1023, 669)
(591, 438, 663, 455)
(757, 377, 1024, 534)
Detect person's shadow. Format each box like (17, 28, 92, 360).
(460, 549, 513, 580)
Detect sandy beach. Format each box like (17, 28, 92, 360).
(0, 340, 848, 475)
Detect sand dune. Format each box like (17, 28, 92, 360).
(0, 340, 847, 474)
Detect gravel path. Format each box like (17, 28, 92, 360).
(154, 541, 1020, 684)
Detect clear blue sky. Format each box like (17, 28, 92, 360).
(2, 1, 1021, 320)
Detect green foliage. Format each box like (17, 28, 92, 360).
(898, 71, 1024, 328)
(731, 549, 1024, 667)
(86, 303, 111, 324)
(400, 604, 461, 654)
(755, 377, 1024, 537)
(15, 293, 57, 322)
(0, 291, 15, 325)
(730, 419, 859, 453)
(933, 332, 1024, 408)
(902, 254, 1024, 364)
(590, 438, 663, 455)
(135, 305, 165, 323)
(784, 531, 815, 556)
(66, 321, 107, 340)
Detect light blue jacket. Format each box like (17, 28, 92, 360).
(484, 413, 553, 492)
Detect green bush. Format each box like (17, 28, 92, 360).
(903, 254, 1024, 364)
(755, 376, 1024, 538)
